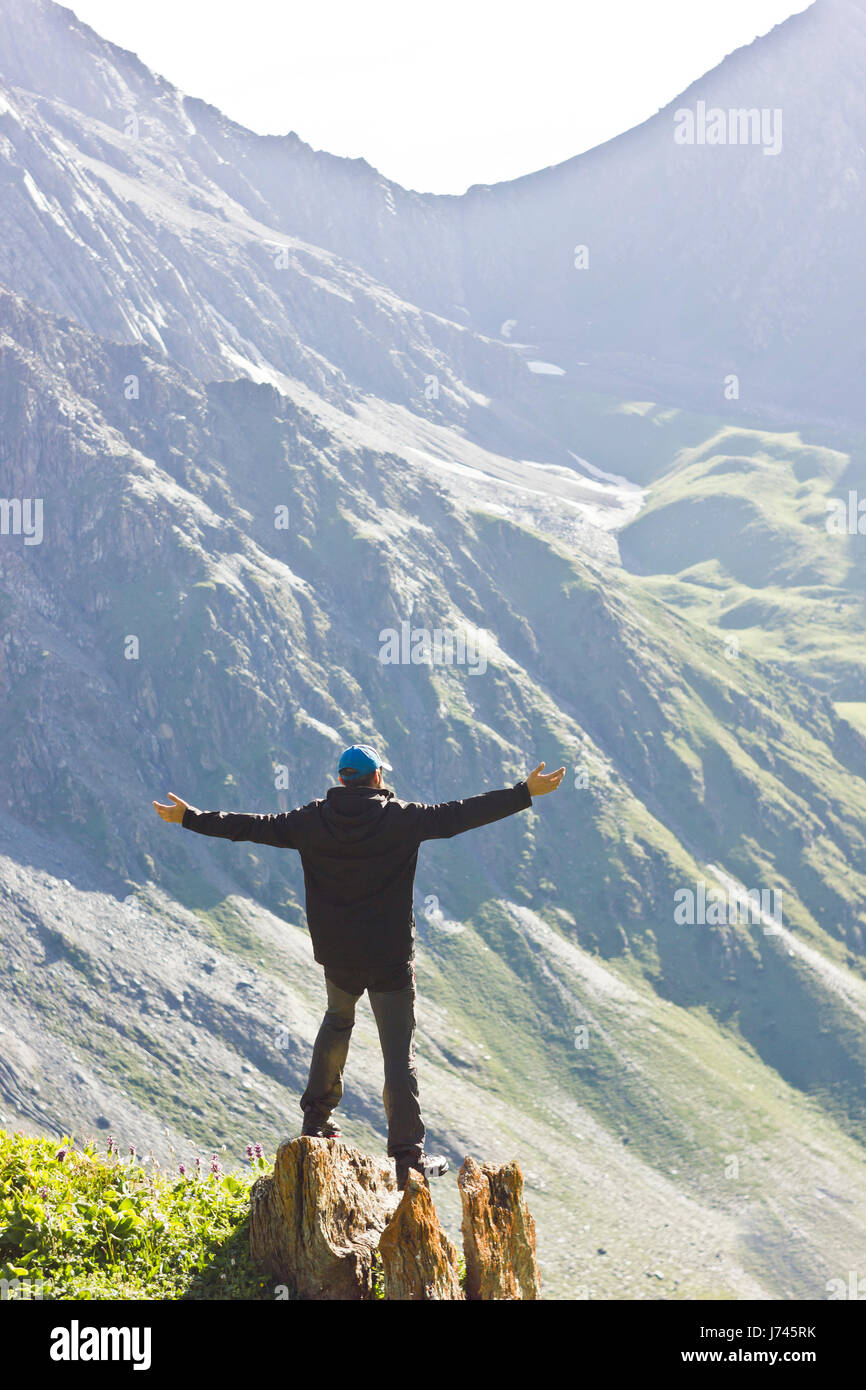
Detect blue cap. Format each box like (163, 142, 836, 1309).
(338, 743, 393, 780)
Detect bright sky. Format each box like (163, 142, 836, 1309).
(68, 0, 813, 193)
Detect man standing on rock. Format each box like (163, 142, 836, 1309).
(154, 745, 565, 1189)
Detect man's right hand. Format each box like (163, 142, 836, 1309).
(525, 762, 566, 797)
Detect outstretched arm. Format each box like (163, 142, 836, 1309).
(153, 792, 303, 848)
(414, 761, 565, 841)
(525, 762, 566, 797)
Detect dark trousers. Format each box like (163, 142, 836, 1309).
(300, 961, 425, 1163)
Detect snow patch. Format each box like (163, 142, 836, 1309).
(176, 94, 196, 137)
(422, 902, 465, 936)
(527, 360, 566, 376)
(21, 170, 90, 244)
(306, 273, 354, 303)
(220, 346, 284, 391)
(22, 170, 53, 215)
(569, 451, 641, 492)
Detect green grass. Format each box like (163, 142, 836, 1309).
(0, 1129, 274, 1300)
(619, 424, 866, 694)
(194, 896, 263, 962)
(0, 1130, 468, 1302)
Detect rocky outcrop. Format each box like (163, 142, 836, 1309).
(459, 1156, 541, 1300)
(378, 1172, 463, 1301)
(249, 1137, 398, 1300)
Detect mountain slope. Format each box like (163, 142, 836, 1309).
(2, 0, 866, 1302)
(2, 284, 866, 1298)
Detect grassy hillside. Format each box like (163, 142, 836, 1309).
(620, 423, 866, 696)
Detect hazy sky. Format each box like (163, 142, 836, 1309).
(68, 0, 812, 193)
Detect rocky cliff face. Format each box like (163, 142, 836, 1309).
(1, 0, 866, 1302)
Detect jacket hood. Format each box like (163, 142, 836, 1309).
(319, 785, 396, 843)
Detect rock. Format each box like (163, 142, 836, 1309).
(378, 1173, 463, 1301)
(249, 1138, 398, 1300)
(459, 1156, 541, 1300)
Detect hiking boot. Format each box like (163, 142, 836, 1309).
(395, 1152, 450, 1191)
(301, 1117, 342, 1139)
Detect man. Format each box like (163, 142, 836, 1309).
(154, 745, 565, 1189)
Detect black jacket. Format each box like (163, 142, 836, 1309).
(181, 781, 532, 969)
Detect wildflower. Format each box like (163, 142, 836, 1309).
(107, 1135, 115, 1154)
(246, 1144, 254, 1159)
(129, 1145, 136, 1158)
(178, 1163, 186, 1176)
(254, 1143, 263, 1159)
(56, 1147, 68, 1162)
(39, 1185, 49, 1199)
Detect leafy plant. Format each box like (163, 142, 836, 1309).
(0, 1129, 275, 1300)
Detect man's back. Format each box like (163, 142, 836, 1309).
(181, 780, 532, 969)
